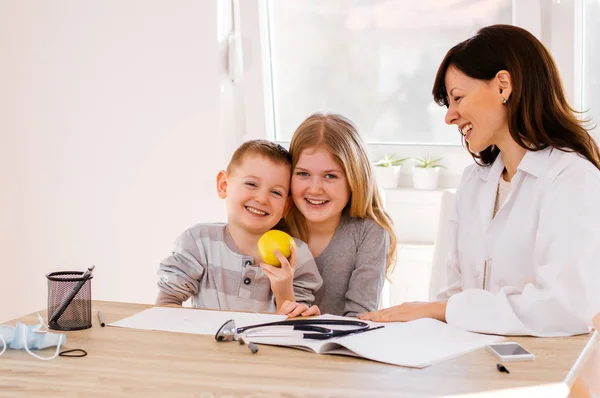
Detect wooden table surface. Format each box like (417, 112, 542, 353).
(0, 301, 594, 398)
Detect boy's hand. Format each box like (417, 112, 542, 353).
(278, 300, 321, 318)
(260, 243, 297, 293)
(260, 244, 297, 310)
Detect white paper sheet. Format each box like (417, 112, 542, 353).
(109, 306, 286, 335)
(246, 315, 505, 368)
(335, 318, 505, 368)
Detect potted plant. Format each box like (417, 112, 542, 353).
(373, 154, 408, 189)
(411, 155, 445, 190)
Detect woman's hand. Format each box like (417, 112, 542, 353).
(261, 244, 297, 309)
(357, 301, 447, 322)
(277, 300, 321, 318)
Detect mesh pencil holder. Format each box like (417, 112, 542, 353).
(46, 271, 93, 331)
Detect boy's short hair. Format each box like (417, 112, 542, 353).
(226, 139, 291, 174)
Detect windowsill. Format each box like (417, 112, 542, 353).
(383, 187, 447, 205)
(397, 242, 435, 248)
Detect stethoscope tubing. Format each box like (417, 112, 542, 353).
(236, 319, 371, 340)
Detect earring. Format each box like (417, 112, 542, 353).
(501, 97, 507, 104)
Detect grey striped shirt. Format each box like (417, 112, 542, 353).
(156, 223, 323, 312)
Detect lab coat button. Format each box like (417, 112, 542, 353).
(244, 261, 252, 267)
(243, 277, 251, 285)
(473, 269, 480, 278)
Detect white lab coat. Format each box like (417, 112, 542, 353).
(438, 147, 600, 337)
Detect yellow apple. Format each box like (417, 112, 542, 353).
(257, 230, 296, 267)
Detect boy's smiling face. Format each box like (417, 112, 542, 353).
(217, 153, 291, 235)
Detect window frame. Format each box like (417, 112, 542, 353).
(236, 0, 585, 188)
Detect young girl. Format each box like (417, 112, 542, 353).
(281, 113, 397, 317)
(359, 25, 600, 337)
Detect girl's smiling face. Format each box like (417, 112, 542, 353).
(291, 146, 350, 227)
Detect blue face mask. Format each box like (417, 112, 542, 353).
(0, 314, 66, 360)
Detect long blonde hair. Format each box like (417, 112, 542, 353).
(285, 113, 398, 275)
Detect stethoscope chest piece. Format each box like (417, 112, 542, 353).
(215, 319, 237, 342)
(215, 319, 259, 354)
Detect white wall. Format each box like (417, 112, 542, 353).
(0, 1, 234, 323)
(384, 188, 445, 244)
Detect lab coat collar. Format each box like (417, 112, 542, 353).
(476, 147, 553, 230)
(477, 147, 553, 182)
(516, 147, 554, 178)
(477, 153, 505, 182)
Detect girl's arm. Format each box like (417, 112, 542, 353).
(343, 219, 388, 317)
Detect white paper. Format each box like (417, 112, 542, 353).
(247, 315, 504, 368)
(334, 318, 504, 368)
(109, 306, 286, 335)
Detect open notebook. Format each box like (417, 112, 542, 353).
(245, 315, 504, 368)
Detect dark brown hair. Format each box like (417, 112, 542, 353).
(227, 139, 291, 174)
(432, 24, 600, 169)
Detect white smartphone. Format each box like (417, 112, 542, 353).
(486, 342, 535, 362)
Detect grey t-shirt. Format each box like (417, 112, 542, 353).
(313, 214, 388, 317)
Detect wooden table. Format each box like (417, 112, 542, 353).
(0, 301, 595, 397)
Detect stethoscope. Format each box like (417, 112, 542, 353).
(215, 318, 373, 354)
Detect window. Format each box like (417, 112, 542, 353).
(584, 0, 600, 128)
(237, 0, 596, 188)
(265, 0, 512, 145)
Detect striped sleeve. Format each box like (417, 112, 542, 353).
(156, 228, 206, 305)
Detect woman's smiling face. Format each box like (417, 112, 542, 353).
(444, 66, 510, 153)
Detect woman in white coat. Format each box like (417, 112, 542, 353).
(359, 24, 600, 337)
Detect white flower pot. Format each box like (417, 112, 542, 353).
(374, 166, 401, 189)
(412, 166, 440, 190)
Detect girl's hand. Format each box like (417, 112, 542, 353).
(357, 301, 447, 322)
(278, 300, 321, 318)
(260, 244, 297, 298)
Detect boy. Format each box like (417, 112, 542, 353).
(156, 140, 323, 315)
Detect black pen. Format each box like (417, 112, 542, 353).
(497, 363, 510, 374)
(49, 265, 95, 326)
(98, 310, 105, 327)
